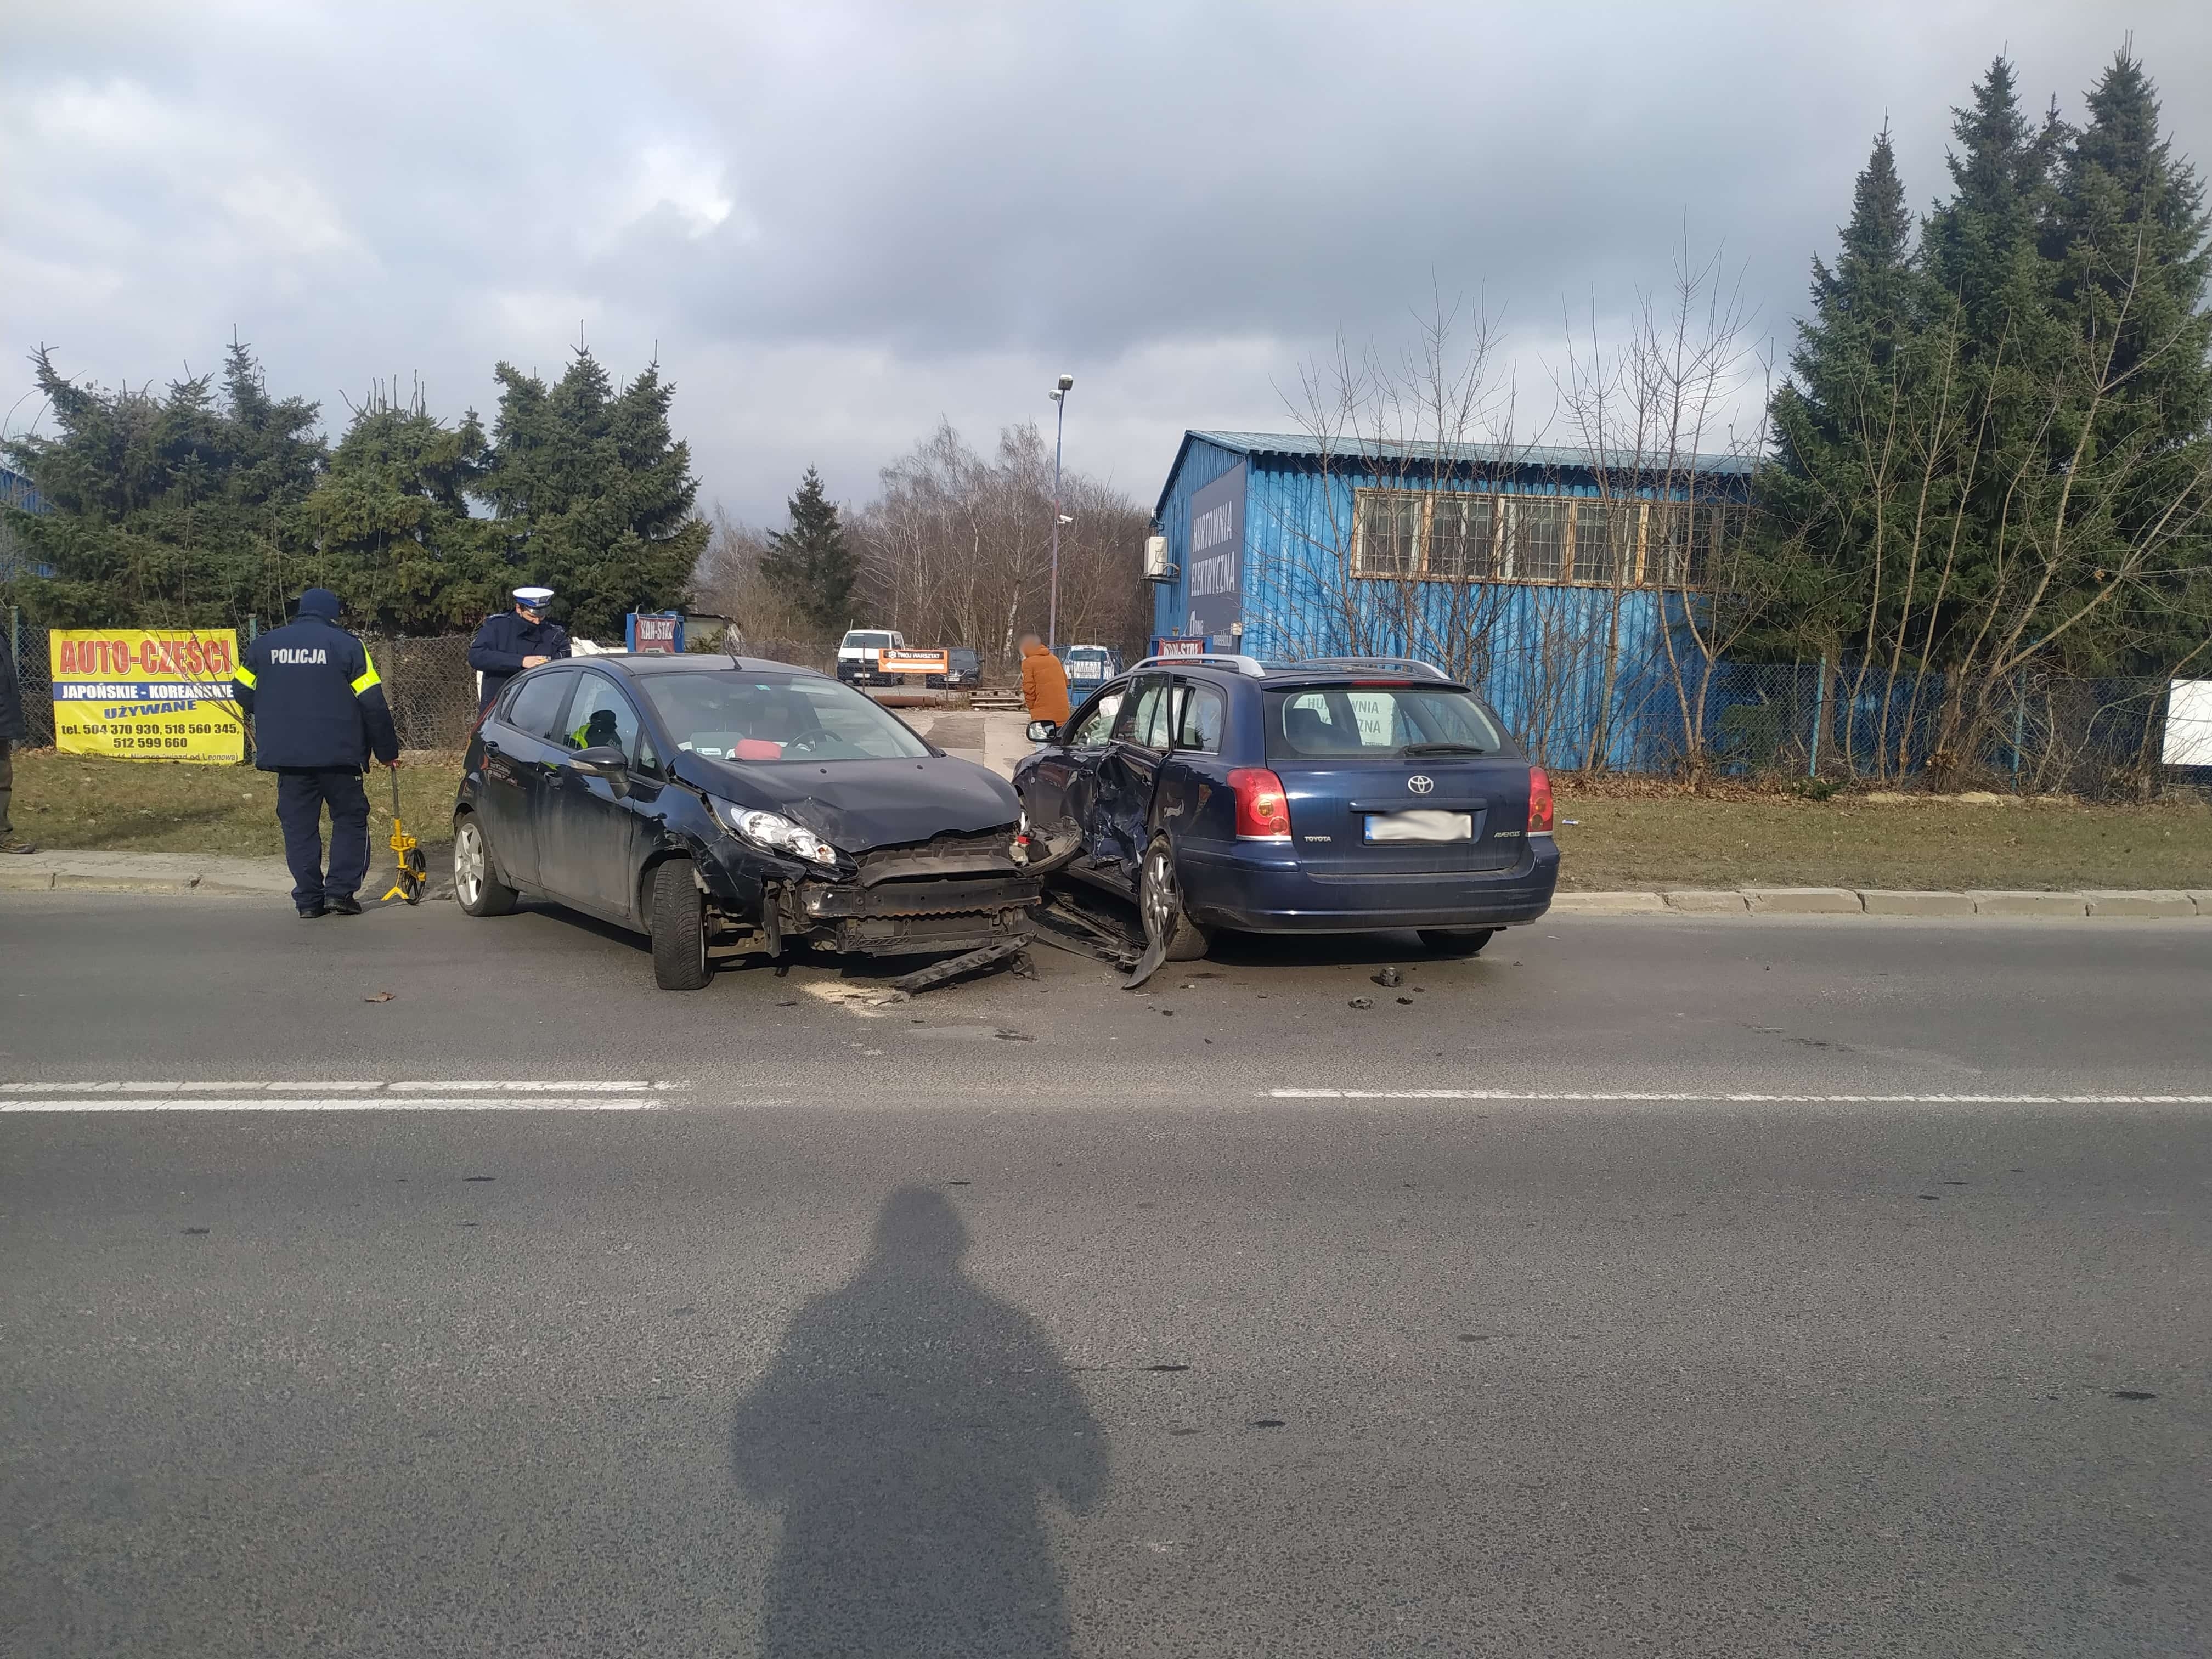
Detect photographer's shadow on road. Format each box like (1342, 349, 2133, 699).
(731, 1186, 1107, 1658)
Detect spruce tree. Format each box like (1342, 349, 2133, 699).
(1756, 127, 1922, 656)
(475, 350, 708, 639)
(2, 342, 325, 626)
(2046, 48, 2212, 666)
(303, 388, 504, 634)
(759, 467, 855, 635)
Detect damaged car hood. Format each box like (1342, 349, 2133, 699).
(673, 752, 1021, 854)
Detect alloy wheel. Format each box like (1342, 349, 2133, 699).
(1141, 844, 1176, 944)
(454, 822, 484, 907)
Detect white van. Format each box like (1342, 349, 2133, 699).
(836, 628, 906, 685)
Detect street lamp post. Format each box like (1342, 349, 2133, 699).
(1047, 373, 1073, 650)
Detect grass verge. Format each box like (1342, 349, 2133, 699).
(1553, 787, 2211, 892)
(10, 750, 466, 858)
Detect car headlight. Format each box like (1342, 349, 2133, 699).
(714, 801, 839, 865)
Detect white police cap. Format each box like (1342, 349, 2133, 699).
(514, 586, 555, 606)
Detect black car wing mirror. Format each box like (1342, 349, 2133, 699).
(567, 744, 631, 796)
(1025, 720, 1058, 743)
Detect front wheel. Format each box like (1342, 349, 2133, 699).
(1138, 835, 1212, 962)
(650, 859, 713, 991)
(452, 814, 519, 917)
(1418, 927, 1494, 956)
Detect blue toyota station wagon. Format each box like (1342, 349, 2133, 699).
(1013, 654, 1558, 962)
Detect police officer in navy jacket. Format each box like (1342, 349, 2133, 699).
(232, 588, 400, 917)
(469, 585, 571, 712)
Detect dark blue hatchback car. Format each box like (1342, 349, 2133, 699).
(1013, 654, 1558, 961)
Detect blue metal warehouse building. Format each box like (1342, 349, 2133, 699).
(1146, 431, 1752, 768)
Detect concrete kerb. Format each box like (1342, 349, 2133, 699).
(0, 849, 2204, 918)
(0, 851, 294, 898)
(1743, 887, 1863, 915)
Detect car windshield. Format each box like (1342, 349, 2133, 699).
(841, 631, 895, 650)
(1264, 685, 1506, 760)
(642, 672, 932, 764)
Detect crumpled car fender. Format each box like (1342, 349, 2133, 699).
(1012, 816, 1086, 877)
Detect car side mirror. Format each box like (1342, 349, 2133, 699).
(568, 744, 631, 795)
(1026, 720, 1058, 743)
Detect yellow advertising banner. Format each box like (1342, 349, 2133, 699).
(49, 629, 247, 763)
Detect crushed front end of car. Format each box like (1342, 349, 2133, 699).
(696, 817, 1082, 964)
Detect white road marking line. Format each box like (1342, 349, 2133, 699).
(0, 1080, 678, 1095)
(386, 1080, 658, 1093)
(1267, 1088, 2212, 1104)
(0, 1096, 664, 1113)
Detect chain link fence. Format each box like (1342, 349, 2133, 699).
(362, 634, 480, 752)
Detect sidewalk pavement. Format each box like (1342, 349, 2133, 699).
(2, 847, 2203, 917)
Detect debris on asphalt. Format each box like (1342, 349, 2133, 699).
(886, 939, 1029, 995)
(363, 990, 394, 1003)
(1374, 966, 1401, 988)
(1032, 888, 1142, 972)
(1397, 996, 1414, 1005)
(1349, 996, 1375, 1009)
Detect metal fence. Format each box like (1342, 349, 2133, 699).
(1541, 659, 2177, 797)
(1, 611, 2192, 794)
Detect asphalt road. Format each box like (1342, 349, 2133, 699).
(3, 891, 2208, 1656)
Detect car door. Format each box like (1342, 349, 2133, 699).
(1151, 676, 1232, 844)
(1022, 680, 1126, 828)
(539, 670, 651, 923)
(478, 668, 578, 889)
(1087, 673, 1172, 887)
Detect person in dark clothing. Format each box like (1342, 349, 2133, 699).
(0, 628, 34, 853)
(232, 588, 400, 917)
(469, 585, 571, 712)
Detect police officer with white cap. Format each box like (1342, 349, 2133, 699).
(468, 586, 571, 712)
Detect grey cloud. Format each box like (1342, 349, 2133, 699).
(4, 1, 2209, 524)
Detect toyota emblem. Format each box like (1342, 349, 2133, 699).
(1407, 774, 1435, 794)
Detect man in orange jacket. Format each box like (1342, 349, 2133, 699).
(1018, 635, 1071, 726)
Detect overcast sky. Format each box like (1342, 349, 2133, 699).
(4, 1, 2208, 524)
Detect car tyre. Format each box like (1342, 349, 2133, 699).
(1139, 834, 1211, 962)
(452, 814, 519, 917)
(1418, 928, 1495, 956)
(650, 859, 713, 991)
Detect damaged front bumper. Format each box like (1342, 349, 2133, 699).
(699, 818, 1083, 961)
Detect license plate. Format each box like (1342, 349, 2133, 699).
(1364, 810, 1473, 844)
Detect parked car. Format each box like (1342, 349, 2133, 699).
(836, 628, 907, 686)
(928, 647, 982, 690)
(1013, 654, 1556, 960)
(1060, 644, 1121, 692)
(452, 654, 1070, 989)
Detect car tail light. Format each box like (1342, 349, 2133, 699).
(1228, 767, 1293, 841)
(1527, 766, 1555, 834)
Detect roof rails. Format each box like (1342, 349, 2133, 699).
(1127, 652, 1455, 682)
(1130, 652, 1268, 678)
(1299, 655, 1453, 681)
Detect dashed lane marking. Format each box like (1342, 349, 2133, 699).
(1268, 1088, 2212, 1104)
(0, 1080, 679, 1094)
(1, 1096, 665, 1112)
(0, 1079, 686, 1111)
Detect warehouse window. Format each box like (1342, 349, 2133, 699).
(1500, 498, 1569, 582)
(1354, 490, 1424, 575)
(1349, 487, 1733, 587)
(1571, 500, 1632, 585)
(1428, 494, 1495, 578)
